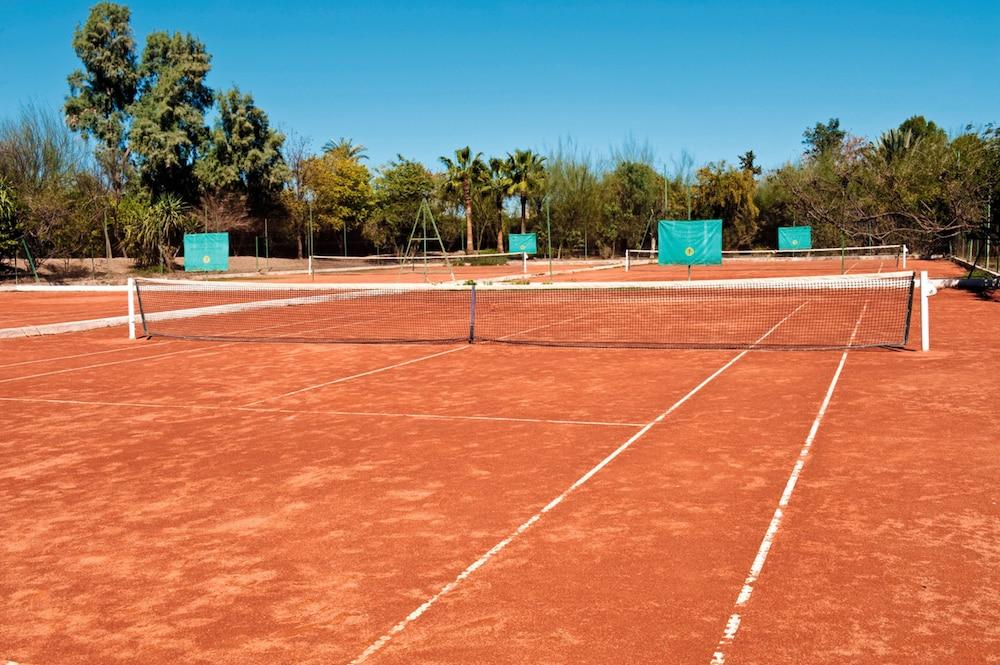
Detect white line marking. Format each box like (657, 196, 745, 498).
(347, 306, 805, 664)
(0, 341, 165, 369)
(0, 343, 237, 385)
(241, 345, 469, 407)
(0, 396, 644, 429)
(709, 304, 867, 664)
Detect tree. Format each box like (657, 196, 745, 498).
(322, 137, 367, 161)
(0, 177, 20, 260)
(129, 31, 213, 200)
(600, 161, 661, 255)
(483, 157, 511, 251)
(898, 115, 946, 144)
(546, 145, 600, 256)
(120, 192, 194, 268)
(64, 1, 139, 205)
(369, 156, 435, 252)
(0, 104, 95, 265)
(694, 162, 760, 249)
(197, 87, 288, 217)
(506, 149, 546, 233)
(738, 150, 762, 175)
(439, 147, 488, 253)
(803, 118, 846, 157)
(303, 152, 374, 252)
(278, 130, 311, 258)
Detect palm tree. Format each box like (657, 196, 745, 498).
(440, 147, 488, 253)
(483, 157, 511, 251)
(506, 149, 546, 233)
(876, 128, 915, 164)
(322, 137, 367, 161)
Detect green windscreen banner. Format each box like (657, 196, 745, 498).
(183, 232, 229, 272)
(508, 233, 538, 254)
(778, 226, 812, 250)
(658, 220, 723, 265)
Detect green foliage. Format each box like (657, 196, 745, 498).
(898, 116, 946, 143)
(197, 87, 288, 216)
(0, 177, 21, 258)
(65, 2, 138, 196)
(694, 162, 760, 249)
(545, 143, 600, 255)
(121, 192, 194, 267)
(368, 156, 435, 252)
(738, 150, 762, 175)
(755, 168, 801, 247)
(303, 153, 374, 246)
(599, 161, 661, 254)
(803, 118, 846, 156)
(482, 157, 513, 251)
(439, 147, 489, 253)
(129, 31, 213, 200)
(0, 104, 98, 263)
(506, 149, 546, 234)
(322, 138, 367, 161)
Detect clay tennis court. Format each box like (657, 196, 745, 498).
(1, 261, 998, 665)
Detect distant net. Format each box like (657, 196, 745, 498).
(308, 254, 449, 275)
(626, 244, 906, 272)
(134, 272, 915, 350)
(308, 252, 530, 278)
(722, 244, 906, 264)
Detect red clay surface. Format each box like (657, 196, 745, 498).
(1, 268, 997, 665)
(0, 290, 128, 329)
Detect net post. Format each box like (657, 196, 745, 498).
(920, 270, 931, 352)
(307, 255, 313, 277)
(468, 284, 477, 343)
(902, 244, 907, 269)
(625, 250, 631, 272)
(522, 252, 527, 275)
(127, 278, 136, 340)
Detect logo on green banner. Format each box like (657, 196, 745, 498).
(184, 233, 230, 272)
(778, 226, 812, 251)
(657, 220, 723, 265)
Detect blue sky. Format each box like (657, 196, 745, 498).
(2, 0, 997, 172)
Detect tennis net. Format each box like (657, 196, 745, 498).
(133, 272, 915, 350)
(626, 244, 907, 272)
(308, 252, 531, 277)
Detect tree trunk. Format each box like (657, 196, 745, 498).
(103, 216, 113, 260)
(296, 232, 303, 260)
(520, 196, 527, 234)
(464, 178, 474, 254)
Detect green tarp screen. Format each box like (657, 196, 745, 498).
(508, 233, 538, 254)
(183, 233, 229, 272)
(778, 226, 812, 250)
(657, 220, 722, 265)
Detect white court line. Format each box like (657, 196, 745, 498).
(242, 312, 591, 408)
(708, 304, 867, 665)
(0, 396, 644, 429)
(0, 340, 165, 369)
(241, 345, 469, 407)
(347, 305, 806, 665)
(0, 343, 240, 385)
